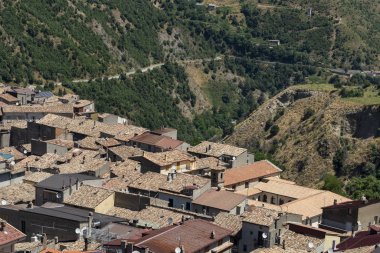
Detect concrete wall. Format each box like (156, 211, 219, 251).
(114, 192, 169, 211)
(0, 206, 83, 241)
(322, 206, 358, 231)
(251, 192, 296, 206)
(0, 130, 10, 148)
(192, 200, 245, 217)
(239, 213, 302, 252)
(358, 202, 380, 227)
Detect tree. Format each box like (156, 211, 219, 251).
(345, 176, 380, 200)
(269, 125, 280, 137)
(322, 174, 345, 195)
(333, 147, 347, 176)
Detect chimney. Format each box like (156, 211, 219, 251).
(69, 177, 73, 195)
(54, 236, 59, 244)
(120, 240, 127, 253)
(210, 230, 216, 239)
(144, 247, 149, 253)
(87, 212, 93, 238)
(208, 144, 212, 150)
(0, 221, 5, 231)
(180, 245, 185, 253)
(164, 154, 167, 161)
(167, 173, 172, 182)
(216, 186, 221, 191)
(333, 199, 337, 205)
(42, 233, 47, 249)
(282, 239, 286, 250)
(361, 195, 368, 204)
(76, 178, 80, 190)
(27, 201, 33, 209)
(126, 242, 134, 253)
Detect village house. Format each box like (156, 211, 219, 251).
(34, 173, 102, 206)
(0, 218, 26, 253)
(98, 113, 128, 125)
(63, 185, 115, 214)
(33, 91, 54, 104)
(213, 212, 244, 251)
(334, 225, 380, 252)
(118, 219, 233, 253)
(0, 203, 124, 242)
(0, 182, 35, 205)
(52, 157, 109, 178)
(0, 120, 28, 148)
(130, 150, 196, 174)
(1, 104, 74, 121)
(7, 88, 35, 105)
(239, 207, 302, 252)
(188, 141, 254, 168)
(0, 93, 19, 105)
(193, 157, 227, 187)
(150, 127, 178, 139)
(31, 138, 74, 156)
(224, 160, 282, 191)
(72, 100, 95, 115)
(107, 145, 143, 162)
(128, 172, 210, 210)
(129, 131, 188, 152)
(321, 199, 380, 232)
(192, 188, 246, 216)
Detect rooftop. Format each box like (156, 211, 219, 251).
(213, 212, 243, 236)
(128, 172, 209, 195)
(336, 226, 380, 251)
(224, 160, 282, 187)
(36, 173, 99, 191)
(0, 93, 18, 102)
(0, 146, 26, 161)
(188, 141, 246, 158)
(2, 104, 73, 114)
(108, 206, 193, 229)
(95, 138, 120, 148)
(10, 88, 35, 95)
(76, 137, 100, 150)
(243, 207, 282, 226)
(108, 145, 143, 160)
(0, 218, 26, 246)
(63, 185, 114, 209)
(23, 171, 53, 184)
(109, 160, 141, 181)
(253, 181, 322, 200)
(192, 189, 246, 211)
(54, 157, 108, 174)
(138, 150, 195, 167)
(281, 191, 351, 219)
(73, 99, 93, 108)
(130, 132, 184, 150)
(132, 219, 232, 252)
(0, 183, 35, 204)
(45, 139, 75, 148)
(195, 157, 227, 171)
(322, 199, 380, 210)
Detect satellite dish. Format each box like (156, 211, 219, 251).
(132, 251, 140, 253)
(23, 150, 27, 154)
(262, 233, 268, 239)
(308, 242, 314, 249)
(1, 200, 7, 205)
(75, 228, 81, 234)
(168, 217, 173, 225)
(175, 247, 181, 253)
(10, 161, 15, 166)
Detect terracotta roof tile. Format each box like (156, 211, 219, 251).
(224, 160, 282, 186)
(63, 185, 114, 209)
(109, 146, 143, 160)
(253, 181, 322, 199)
(139, 150, 195, 167)
(192, 189, 246, 211)
(188, 141, 246, 157)
(0, 219, 26, 246)
(0, 183, 35, 204)
(130, 132, 183, 150)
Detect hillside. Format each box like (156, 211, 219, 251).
(226, 84, 380, 186)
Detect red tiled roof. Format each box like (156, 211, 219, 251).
(323, 200, 380, 210)
(0, 93, 18, 102)
(335, 227, 380, 251)
(0, 219, 26, 246)
(130, 132, 183, 150)
(132, 219, 232, 253)
(224, 160, 282, 186)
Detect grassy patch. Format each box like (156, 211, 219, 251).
(342, 88, 380, 105)
(293, 83, 337, 91)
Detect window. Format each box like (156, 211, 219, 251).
(186, 202, 191, 210)
(263, 195, 267, 202)
(375, 216, 378, 224)
(168, 198, 174, 207)
(245, 182, 249, 188)
(236, 206, 241, 214)
(348, 208, 352, 215)
(279, 199, 284, 205)
(271, 197, 275, 204)
(220, 173, 223, 179)
(21, 220, 26, 233)
(243, 244, 247, 252)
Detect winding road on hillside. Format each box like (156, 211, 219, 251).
(71, 56, 223, 83)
